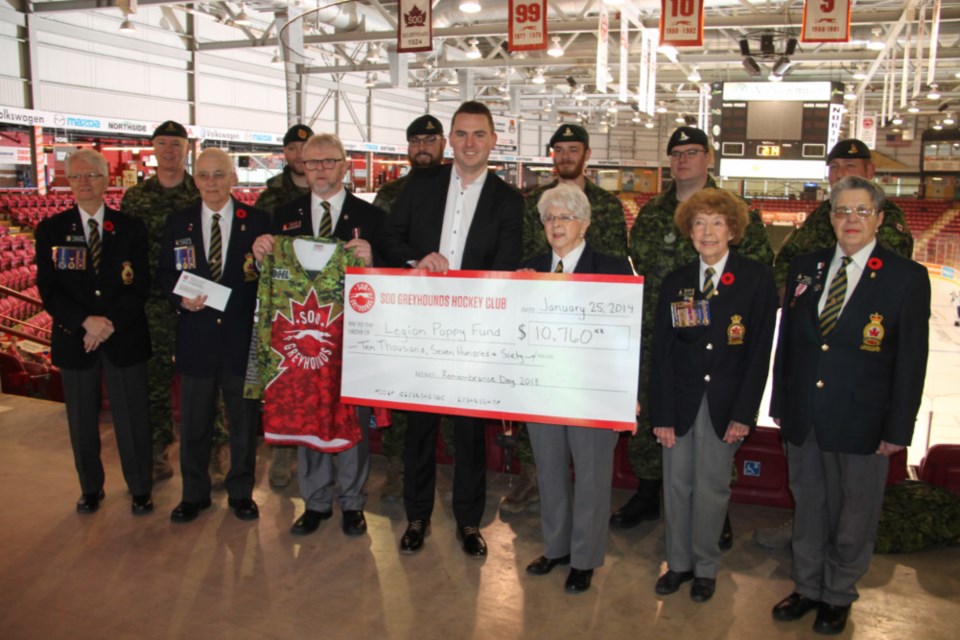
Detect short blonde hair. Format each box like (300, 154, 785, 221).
(674, 188, 749, 244)
(304, 133, 346, 159)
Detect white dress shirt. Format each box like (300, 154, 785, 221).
(311, 187, 346, 237)
(439, 168, 487, 270)
(817, 239, 876, 316)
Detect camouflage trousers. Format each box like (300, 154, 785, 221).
(381, 411, 456, 460)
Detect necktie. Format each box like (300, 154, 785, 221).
(318, 201, 332, 238)
(819, 256, 852, 336)
(702, 267, 715, 298)
(554, 259, 564, 274)
(87, 219, 101, 273)
(209, 213, 222, 282)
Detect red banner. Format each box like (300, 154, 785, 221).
(659, 0, 704, 47)
(397, 0, 432, 53)
(801, 0, 851, 43)
(508, 0, 547, 52)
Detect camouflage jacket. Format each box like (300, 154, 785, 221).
(773, 197, 914, 288)
(254, 166, 311, 216)
(372, 174, 411, 215)
(522, 179, 629, 261)
(120, 174, 200, 297)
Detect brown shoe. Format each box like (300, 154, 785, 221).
(499, 464, 539, 515)
(269, 446, 295, 488)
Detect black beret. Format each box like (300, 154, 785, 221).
(667, 126, 709, 154)
(283, 124, 314, 146)
(827, 139, 871, 162)
(549, 124, 590, 148)
(152, 120, 188, 140)
(406, 115, 444, 139)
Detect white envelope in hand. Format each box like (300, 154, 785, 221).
(173, 271, 232, 312)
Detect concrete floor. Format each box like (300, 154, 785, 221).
(0, 393, 958, 640)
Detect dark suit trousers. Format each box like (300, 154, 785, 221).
(179, 366, 258, 502)
(404, 412, 487, 527)
(61, 356, 152, 497)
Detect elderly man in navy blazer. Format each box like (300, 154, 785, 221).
(377, 100, 524, 557)
(35, 148, 153, 515)
(159, 147, 271, 524)
(771, 176, 930, 635)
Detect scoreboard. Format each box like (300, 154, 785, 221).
(710, 81, 844, 180)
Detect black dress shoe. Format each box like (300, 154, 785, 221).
(690, 577, 716, 602)
(76, 489, 105, 514)
(228, 497, 260, 521)
(131, 495, 154, 515)
(609, 481, 660, 529)
(526, 554, 571, 576)
(772, 592, 821, 622)
(456, 526, 488, 558)
(400, 520, 430, 553)
(290, 509, 333, 535)
(719, 512, 733, 551)
(655, 569, 695, 595)
(813, 603, 850, 635)
(170, 499, 212, 523)
(342, 510, 367, 536)
(564, 568, 594, 593)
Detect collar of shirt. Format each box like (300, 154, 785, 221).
(832, 238, 877, 272)
(699, 251, 730, 292)
(201, 199, 234, 266)
(312, 187, 347, 236)
(552, 241, 587, 273)
(439, 169, 487, 270)
(79, 204, 105, 244)
(818, 239, 877, 315)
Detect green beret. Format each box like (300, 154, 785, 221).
(407, 115, 444, 139)
(549, 124, 590, 148)
(283, 124, 314, 146)
(667, 126, 709, 154)
(152, 120, 188, 140)
(827, 139, 871, 162)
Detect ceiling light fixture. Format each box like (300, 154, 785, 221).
(769, 73, 783, 83)
(119, 18, 135, 32)
(944, 114, 956, 125)
(428, 89, 439, 102)
(687, 67, 701, 83)
(927, 84, 941, 100)
(366, 44, 381, 64)
(465, 38, 482, 60)
(233, 3, 252, 26)
(742, 56, 762, 77)
(271, 49, 282, 64)
(844, 85, 858, 101)
(532, 68, 546, 85)
(446, 70, 459, 85)
(548, 36, 564, 58)
(459, 1, 482, 13)
(933, 121, 943, 130)
(866, 28, 884, 52)
(852, 66, 868, 80)
(891, 114, 903, 125)
(675, 114, 686, 124)
(365, 72, 377, 88)
(645, 120, 655, 129)
(907, 101, 920, 113)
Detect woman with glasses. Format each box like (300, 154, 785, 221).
(650, 188, 777, 603)
(520, 183, 635, 594)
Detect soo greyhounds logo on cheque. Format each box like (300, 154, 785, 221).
(349, 282, 375, 313)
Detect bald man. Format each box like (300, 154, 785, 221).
(159, 148, 272, 524)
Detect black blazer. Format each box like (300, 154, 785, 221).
(158, 198, 271, 377)
(771, 245, 930, 454)
(272, 190, 385, 265)
(35, 205, 151, 369)
(376, 163, 523, 271)
(522, 243, 633, 277)
(649, 252, 778, 439)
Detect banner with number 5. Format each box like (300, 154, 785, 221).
(801, 0, 851, 43)
(508, 0, 547, 52)
(659, 0, 704, 47)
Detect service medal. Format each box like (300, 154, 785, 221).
(860, 313, 885, 352)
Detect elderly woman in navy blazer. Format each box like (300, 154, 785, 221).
(521, 183, 634, 594)
(650, 188, 777, 602)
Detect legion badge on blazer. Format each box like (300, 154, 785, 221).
(173, 244, 197, 271)
(243, 253, 258, 282)
(727, 314, 745, 345)
(52, 246, 86, 270)
(121, 261, 134, 285)
(861, 313, 885, 352)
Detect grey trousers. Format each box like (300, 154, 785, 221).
(528, 422, 619, 570)
(662, 394, 740, 579)
(298, 406, 371, 512)
(787, 427, 889, 606)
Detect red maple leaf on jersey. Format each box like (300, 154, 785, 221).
(267, 288, 342, 390)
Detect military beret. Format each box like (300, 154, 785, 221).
(406, 115, 444, 139)
(283, 124, 314, 146)
(667, 126, 709, 154)
(152, 120, 188, 140)
(549, 124, 590, 148)
(827, 138, 871, 162)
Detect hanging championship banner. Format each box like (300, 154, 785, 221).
(659, 0, 704, 47)
(508, 0, 547, 52)
(637, 30, 657, 116)
(596, 5, 610, 93)
(619, 19, 629, 102)
(397, 0, 432, 53)
(800, 0, 851, 43)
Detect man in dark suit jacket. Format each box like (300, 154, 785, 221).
(377, 100, 524, 557)
(35, 148, 153, 515)
(252, 133, 384, 538)
(770, 176, 930, 635)
(159, 148, 271, 524)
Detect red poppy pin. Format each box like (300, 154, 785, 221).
(102, 220, 115, 232)
(720, 272, 735, 286)
(867, 257, 883, 271)
(236, 209, 247, 219)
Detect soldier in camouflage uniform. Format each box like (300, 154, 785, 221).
(755, 138, 915, 550)
(500, 123, 630, 516)
(371, 115, 448, 501)
(251, 124, 313, 488)
(612, 127, 774, 540)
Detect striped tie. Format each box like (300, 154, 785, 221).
(702, 267, 716, 299)
(209, 213, 222, 282)
(87, 219, 102, 273)
(819, 256, 852, 336)
(318, 201, 333, 238)
(554, 259, 564, 274)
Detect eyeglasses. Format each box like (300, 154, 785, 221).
(409, 135, 439, 147)
(541, 214, 583, 225)
(303, 158, 344, 170)
(831, 206, 878, 218)
(669, 149, 706, 159)
(195, 171, 230, 182)
(66, 173, 105, 182)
